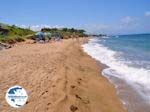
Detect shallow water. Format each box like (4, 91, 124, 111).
(82, 34, 150, 112)
(102, 68, 150, 112)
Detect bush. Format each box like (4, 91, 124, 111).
(41, 27, 87, 39)
(0, 24, 34, 43)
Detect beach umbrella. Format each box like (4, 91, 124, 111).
(35, 32, 45, 40)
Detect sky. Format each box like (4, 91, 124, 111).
(0, 0, 150, 34)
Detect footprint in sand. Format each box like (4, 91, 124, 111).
(47, 102, 51, 105)
(77, 78, 82, 84)
(70, 105, 78, 112)
(75, 94, 82, 100)
(75, 94, 90, 104)
(41, 90, 48, 96)
(71, 85, 76, 89)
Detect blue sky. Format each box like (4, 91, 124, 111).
(0, 0, 150, 34)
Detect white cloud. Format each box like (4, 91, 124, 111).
(121, 16, 135, 25)
(18, 24, 65, 31)
(17, 24, 41, 31)
(16, 16, 142, 35)
(18, 24, 111, 34)
(145, 11, 150, 17)
(30, 25, 42, 31)
(82, 16, 139, 34)
(119, 16, 139, 30)
(81, 24, 111, 34)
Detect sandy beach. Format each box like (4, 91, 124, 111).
(0, 38, 126, 112)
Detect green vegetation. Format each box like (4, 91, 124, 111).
(41, 28, 87, 39)
(0, 24, 34, 44)
(0, 23, 88, 44)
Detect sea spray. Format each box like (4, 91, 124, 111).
(82, 34, 150, 112)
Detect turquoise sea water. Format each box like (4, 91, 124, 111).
(82, 34, 150, 112)
(100, 34, 150, 69)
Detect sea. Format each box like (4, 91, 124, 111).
(82, 34, 150, 112)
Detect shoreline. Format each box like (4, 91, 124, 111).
(82, 37, 150, 112)
(102, 68, 150, 112)
(0, 38, 126, 112)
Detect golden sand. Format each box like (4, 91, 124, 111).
(0, 39, 126, 112)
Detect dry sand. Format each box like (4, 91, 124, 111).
(0, 39, 126, 112)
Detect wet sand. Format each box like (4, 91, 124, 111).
(102, 73, 150, 112)
(0, 38, 126, 112)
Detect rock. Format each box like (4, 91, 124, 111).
(0, 42, 12, 50)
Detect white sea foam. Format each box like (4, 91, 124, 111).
(82, 38, 150, 101)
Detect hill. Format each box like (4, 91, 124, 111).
(0, 23, 34, 44)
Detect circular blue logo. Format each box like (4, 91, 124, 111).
(5, 85, 28, 108)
